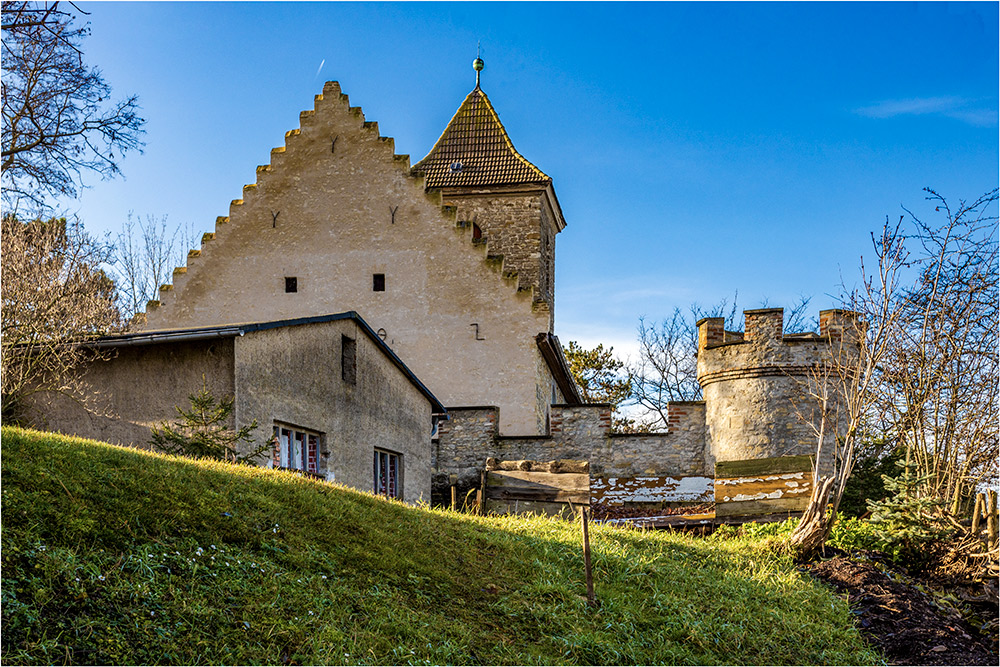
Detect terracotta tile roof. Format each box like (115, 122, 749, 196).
(413, 87, 550, 189)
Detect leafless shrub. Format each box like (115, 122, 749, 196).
(0, 215, 121, 421)
(791, 188, 998, 558)
(630, 294, 814, 430)
(113, 212, 199, 327)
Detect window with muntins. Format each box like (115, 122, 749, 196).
(273, 425, 319, 474)
(373, 449, 400, 498)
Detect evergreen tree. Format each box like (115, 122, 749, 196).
(150, 381, 267, 464)
(565, 341, 646, 432)
(867, 459, 952, 565)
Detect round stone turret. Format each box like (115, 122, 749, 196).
(696, 308, 862, 475)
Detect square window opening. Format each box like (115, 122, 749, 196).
(373, 273, 385, 292)
(285, 277, 298, 293)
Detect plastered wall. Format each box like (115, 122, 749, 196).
(22, 339, 236, 449)
(234, 320, 433, 503)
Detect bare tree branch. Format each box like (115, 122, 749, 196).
(1, 214, 122, 421)
(1, 1, 145, 214)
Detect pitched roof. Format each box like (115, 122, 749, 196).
(83, 312, 446, 414)
(412, 87, 550, 189)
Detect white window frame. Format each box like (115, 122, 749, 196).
(273, 424, 321, 474)
(373, 449, 401, 498)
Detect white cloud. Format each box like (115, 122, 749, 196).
(855, 96, 997, 127)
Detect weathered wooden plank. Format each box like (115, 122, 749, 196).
(714, 511, 805, 525)
(714, 471, 813, 503)
(485, 458, 589, 474)
(715, 455, 813, 478)
(597, 513, 715, 529)
(488, 487, 590, 503)
(715, 496, 810, 517)
(590, 476, 714, 505)
(485, 470, 589, 490)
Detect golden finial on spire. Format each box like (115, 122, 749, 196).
(473, 42, 484, 88)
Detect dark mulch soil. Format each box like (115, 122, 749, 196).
(802, 550, 998, 665)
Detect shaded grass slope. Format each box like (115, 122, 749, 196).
(1, 427, 880, 665)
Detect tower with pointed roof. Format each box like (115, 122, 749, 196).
(412, 65, 565, 324)
(142, 64, 579, 437)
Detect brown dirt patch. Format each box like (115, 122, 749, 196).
(802, 551, 998, 665)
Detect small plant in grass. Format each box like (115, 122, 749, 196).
(150, 380, 267, 464)
(866, 459, 953, 566)
(828, 516, 883, 553)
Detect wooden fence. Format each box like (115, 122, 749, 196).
(482, 454, 816, 525)
(483, 458, 589, 517)
(714, 455, 814, 520)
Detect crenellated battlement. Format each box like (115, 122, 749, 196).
(697, 308, 861, 386)
(696, 306, 861, 473)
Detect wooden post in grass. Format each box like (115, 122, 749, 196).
(988, 490, 998, 548)
(581, 504, 595, 607)
(971, 493, 984, 534)
(477, 469, 486, 515)
(450, 474, 458, 511)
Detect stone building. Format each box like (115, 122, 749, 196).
(431, 306, 859, 506)
(25, 313, 444, 503)
(144, 75, 577, 438)
(28, 62, 860, 508)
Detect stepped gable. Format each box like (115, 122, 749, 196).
(145, 77, 548, 326)
(412, 86, 550, 189)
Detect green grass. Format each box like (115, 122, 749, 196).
(1, 426, 880, 665)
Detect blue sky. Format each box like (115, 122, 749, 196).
(64, 1, 998, 356)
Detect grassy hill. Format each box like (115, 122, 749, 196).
(1, 427, 879, 665)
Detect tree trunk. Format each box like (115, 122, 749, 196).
(789, 476, 837, 561)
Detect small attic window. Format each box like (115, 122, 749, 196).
(449, 161, 463, 173)
(373, 273, 385, 292)
(285, 277, 298, 293)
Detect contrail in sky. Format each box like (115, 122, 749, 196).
(315, 59, 325, 78)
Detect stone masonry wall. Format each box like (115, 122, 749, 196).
(432, 406, 498, 496)
(607, 403, 708, 476)
(444, 187, 558, 318)
(697, 308, 861, 477)
(432, 402, 709, 504)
